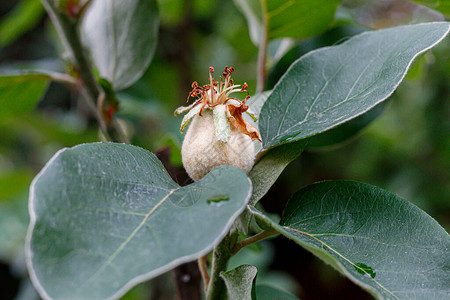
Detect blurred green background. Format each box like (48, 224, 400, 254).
(0, 0, 448, 299)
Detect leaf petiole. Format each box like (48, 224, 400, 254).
(231, 230, 278, 254)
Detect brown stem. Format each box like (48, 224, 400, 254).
(47, 72, 79, 86)
(198, 255, 210, 290)
(231, 230, 278, 254)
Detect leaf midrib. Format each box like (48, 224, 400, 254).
(264, 23, 450, 147)
(79, 187, 180, 289)
(283, 226, 400, 299)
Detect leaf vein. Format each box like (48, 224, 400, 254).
(80, 187, 180, 289)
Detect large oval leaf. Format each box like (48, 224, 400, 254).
(250, 181, 450, 299)
(307, 102, 385, 149)
(259, 22, 450, 149)
(26, 143, 252, 300)
(82, 0, 159, 90)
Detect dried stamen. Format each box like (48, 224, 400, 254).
(178, 66, 262, 142)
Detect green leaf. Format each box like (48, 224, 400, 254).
(0, 73, 50, 120)
(245, 91, 271, 132)
(0, 0, 45, 48)
(82, 0, 159, 90)
(27, 143, 252, 300)
(235, 140, 307, 234)
(0, 194, 30, 262)
(180, 104, 203, 132)
(233, 0, 263, 45)
(248, 141, 307, 207)
(234, 91, 306, 234)
(307, 102, 385, 149)
(255, 284, 298, 300)
(259, 22, 450, 149)
(156, 0, 184, 26)
(244, 91, 270, 154)
(213, 104, 231, 143)
(412, 0, 450, 15)
(0, 169, 32, 263)
(266, 0, 341, 40)
(234, 0, 340, 44)
(250, 181, 450, 299)
(0, 169, 33, 202)
(220, 265, 299, 300)
(220, 264, 258, 300)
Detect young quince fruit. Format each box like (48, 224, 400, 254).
(175, 66, 262, 181)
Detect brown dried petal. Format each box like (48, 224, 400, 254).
(226, 104, 262, 142)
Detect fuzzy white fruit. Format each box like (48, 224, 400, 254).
(182, 110, 255, 181)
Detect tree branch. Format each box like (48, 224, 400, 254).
(40, 0, 127, 143)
